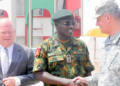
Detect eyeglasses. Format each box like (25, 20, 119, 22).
(63, 21, 76, 26)
(0, 31, 14, 36)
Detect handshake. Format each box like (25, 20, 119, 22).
(67, 76, 88, 86)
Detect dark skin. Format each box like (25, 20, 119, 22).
(34, 19, 91, 86)
(55, 19, 75, 41)
(35, 71, 82, 86)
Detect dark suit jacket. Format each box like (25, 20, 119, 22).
(0, 43, 38, 86)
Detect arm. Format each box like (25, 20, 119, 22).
(83, 45, 94, 77)
(3, 48, 38, 86)
(85, 73, 100, 86)
(17, 49, 39, 85)
(35, 71, 76, 86)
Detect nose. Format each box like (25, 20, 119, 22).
(6, 33, 10, 36)
(69, 24, 74, 28)
(4, 32, 10, 36)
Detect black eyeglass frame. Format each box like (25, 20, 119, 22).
(63, 21, 76, 26)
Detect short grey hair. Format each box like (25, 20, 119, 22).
(95, 0, 120, 19)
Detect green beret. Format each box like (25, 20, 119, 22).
(51, 9, 74, 21)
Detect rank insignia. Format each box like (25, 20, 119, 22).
(35, 48, 41, 57)
(66, 54, 72, 63)
(54, 39, 59, 46)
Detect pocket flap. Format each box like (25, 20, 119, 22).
(48, 56, 64, 62)
(48, 52, 62, 56)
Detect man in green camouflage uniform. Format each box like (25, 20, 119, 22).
(73, 0, 120, 86)
(33, 9, 94, 86)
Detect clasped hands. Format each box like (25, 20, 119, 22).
(67, 76, 87, 86)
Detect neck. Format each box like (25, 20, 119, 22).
(57, 34, 71, 41)
(108, 20, 120, 36)
(58, 39, 70, 43)
(109, 26, 120, 36)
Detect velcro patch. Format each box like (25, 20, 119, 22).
(35, 48, 41, 57)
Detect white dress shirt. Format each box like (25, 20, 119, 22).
(0, 43, 21, 86)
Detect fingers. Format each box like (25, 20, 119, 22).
(73, 76, 87, 83)
(3, 80, 9, 86)
(80, 82, 86, 86)
(3, 78, 8, 82)
(2, 77, 15, 86)
(73, 76, 80, 82)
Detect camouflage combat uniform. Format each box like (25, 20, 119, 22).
(85, 32, 120, 86)
(33, 34, 94, 86)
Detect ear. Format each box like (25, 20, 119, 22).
(106, 14, 111, 22)
(54, 22, 58, 27)
(54, 22, 59, 29)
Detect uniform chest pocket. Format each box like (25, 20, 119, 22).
(48, 52, 64, 70)
(72, 50, 87, 74)
(72, 50, 87, 70)
(73, 50, 87, 61)
(108, 53, 120, 71)
(48, 52, 63, 62)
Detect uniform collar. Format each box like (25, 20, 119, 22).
(104, 31, 120, 45)
(52, 34, 78, 47)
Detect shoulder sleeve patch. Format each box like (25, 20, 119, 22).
(35, 48, 41, 57)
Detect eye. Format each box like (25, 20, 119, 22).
(1, 32, 6, 34)
(63, 21, 75, 26)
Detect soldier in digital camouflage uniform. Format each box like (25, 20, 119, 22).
(73, 0, 120, 86)
(33, 9, 94, 86)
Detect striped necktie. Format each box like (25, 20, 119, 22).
(3, 48, 9, 77)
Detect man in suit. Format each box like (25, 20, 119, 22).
(0, 18, 38, 86)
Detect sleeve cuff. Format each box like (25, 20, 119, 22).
(15, 77, 21, 86)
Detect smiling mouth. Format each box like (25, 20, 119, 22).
(68, 29, 73, 32)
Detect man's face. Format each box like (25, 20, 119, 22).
(56, 19, 75, 37)
(0, 22, 16, 48)
(96, 14, 109, 34)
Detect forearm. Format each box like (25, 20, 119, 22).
(17, 73, 39, 85)
(35, 71, 71, 85)
(85, 72, 99, 86)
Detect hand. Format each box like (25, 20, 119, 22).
(73, 76, 87, 86)
(73, 76, 87, 83)
(73, 79, 87, 86)
(66, 79, 85, 86)
(3, 77, 15, 86)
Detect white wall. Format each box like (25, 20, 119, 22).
(33, 18, 52, 36)
(82, 0, 101, 35)
(16, 17, 52, 47)
(16, 18, 25, 36)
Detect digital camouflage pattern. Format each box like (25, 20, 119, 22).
(85, 32, 120, 86)
(33, 34, 94, 86)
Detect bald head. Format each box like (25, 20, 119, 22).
(0, 18, 16, 48)
(0, 18, 14, 30)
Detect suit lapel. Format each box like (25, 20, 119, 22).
(7, 43, 21, 76)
